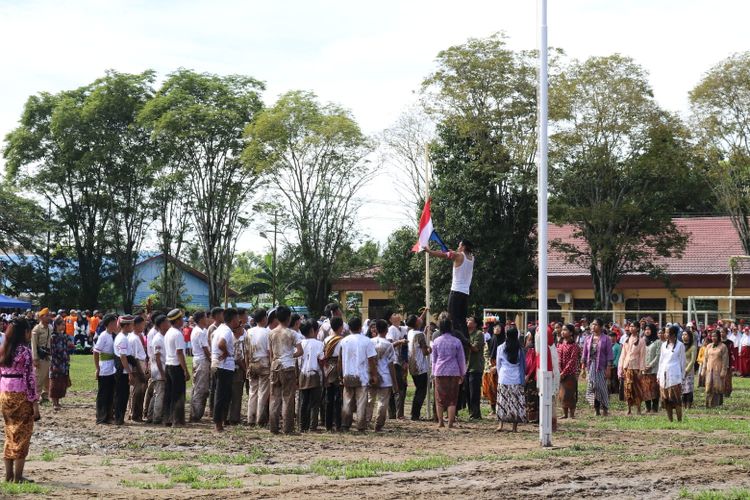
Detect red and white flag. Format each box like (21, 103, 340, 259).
(412, 198, 435, 252)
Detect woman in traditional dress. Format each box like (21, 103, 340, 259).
(0, 319, 40, 483)
(619, 321, 646, 415)
(700, 330, 729, 408)
(658, 326, 686, 422)
(557, 324, 580, 419)
(682, 329, 696, 409)
(739, 328, 750, 377)
(641, 324, 661, 413)
(610, 331, 622, 396)
(49, 317, 73, 411)
(581, 318, 614, 416)
(481, 323, 503, 415)
(494, 327, 526, 432)
(719, 328, 735, 397)
(524, 329, 539, 423)
(431, 316, 465, 429)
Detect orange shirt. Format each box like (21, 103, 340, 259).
(65, 315, 77, 335)
(89, 316, 100, 334)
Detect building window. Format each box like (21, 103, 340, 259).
(367, 299, 394, 322)
(683, 299, 719, 325)
(624, 298, 666, 313)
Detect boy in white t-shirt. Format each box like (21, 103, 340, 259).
(406, 309, 431, 420)
(298, 320, 324, 432)
(339, 317, 378, 432)
(368, 319, 397, 431)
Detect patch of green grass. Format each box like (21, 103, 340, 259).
(0, 482, 51, 495)
(197, 450, 265, 465)
(617, 447, 694, 463)
(120, 479, 174, 490)
(716, 458, 750, 469)
(593, 414, 750, 435)
(309, 455, 457, 480)
(101, 457, 112, 466)
(679, 487, 750, 500)
(155, 451, 185, 460)
(39, 449, 59, 462)
(188, 479, 242, 489)
(246, 465, 312, 475)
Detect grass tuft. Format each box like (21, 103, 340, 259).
(39, 450, 59, 462)
(679, 487, 750, 500)
(197, 450, 265, 465)
(0, 482, 51, 495)
(119, 480, 174, 490)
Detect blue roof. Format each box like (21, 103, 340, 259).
(0, 294, 32, 309)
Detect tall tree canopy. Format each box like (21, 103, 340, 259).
(690, 52, 750, 254)
(419, 33, 540, 312)
(244, 91, 373, 316)
(4, 70, 156, 309)
(141, 69, 266, 308)
(549, 55, 689, 310)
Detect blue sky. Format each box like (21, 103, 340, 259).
(1, 0, 748, 253)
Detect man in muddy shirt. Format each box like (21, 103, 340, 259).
(338, 317, 378, 432)
(268, 306, 302, 434)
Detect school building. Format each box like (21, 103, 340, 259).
(336, 217, 750, 326)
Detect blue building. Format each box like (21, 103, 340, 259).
(134, 254, 238, 310)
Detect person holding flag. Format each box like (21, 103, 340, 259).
(413, 198, 475, 336)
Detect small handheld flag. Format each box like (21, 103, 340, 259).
(412, 198, 449, 252)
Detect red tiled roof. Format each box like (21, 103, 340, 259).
(549, 216, 746, 276)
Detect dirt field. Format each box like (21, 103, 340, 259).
(8, 359, 750, 499)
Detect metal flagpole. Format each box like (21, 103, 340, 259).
(538, 0, 553, 448)
(425, 144, 433, 421)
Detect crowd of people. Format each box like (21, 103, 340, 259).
(0, 302, 749, 484)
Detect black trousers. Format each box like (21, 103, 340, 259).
(96, 374, 115, 424)
(411, 372, 428, 420)
(113, 370, 130, 424)
(325, 384, 342, 431)
(388, 364, 407, 419)
(448, 290, 469, 336)
(468, 371, 483, 419)
(300, 386, 323, 431)
(164, 365, 186, 425)
(213, 368, 234, 425)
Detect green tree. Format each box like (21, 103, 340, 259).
(4, 70, 156, 308)
(377, 226, 425, 314)
(244, 91, 373, 316)
(549, 55, 689, 310)
(141, 69, 266, 308)
(690, 52, 750, 253)
(420, 33, 541, 313)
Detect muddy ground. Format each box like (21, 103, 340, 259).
(10, 381, 750, 499)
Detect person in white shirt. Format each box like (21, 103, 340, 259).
(298, 320, 324, 432)
(423, 239, 475, 337)
(164, 309, 190, 427)
(127, 316, 148, 422)
(406, 310, 431, 420)
(317, 302, 348, 341)
(368, 320, 398, 432)
(386, 313, 408, 419)
(206, 307, 224, 419)
(142, 319, 159, 421)
(94, 314, 119, 424)
(112, 314, 136, 426)
(147, 315, 170, 424)
(212, 307, 238, 432)
(245, 308, 271, 427)
(339, 317, 378, 432)
(268, 306, 303, 435)
(229, 308, 248, 425)
(189, 310, 211, 422)
(658, 325, 687, 422)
